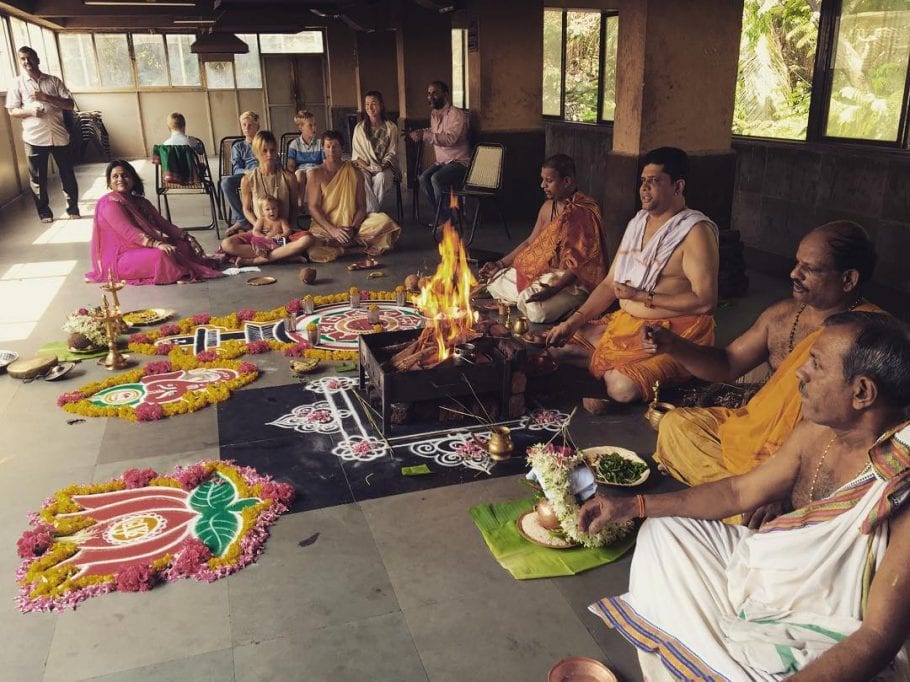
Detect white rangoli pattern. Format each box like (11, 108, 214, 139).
(267, 400, 351, 434)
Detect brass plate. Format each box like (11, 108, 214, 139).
(582, 446, 650, 487)
(247, 276, 277, 286)
(0, 349, 19, 371)
(548, 657, 617, 682)
(515, 511, 578, 550)
(122, 308, 175, 326)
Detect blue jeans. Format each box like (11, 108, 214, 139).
(419, 161, 467, 223)
(220, 173, 247, 226)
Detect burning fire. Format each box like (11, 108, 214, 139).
(415, 199, 476, 361)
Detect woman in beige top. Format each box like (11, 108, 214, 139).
(351, 91, 399, 213)
(219, 130, 313, 264)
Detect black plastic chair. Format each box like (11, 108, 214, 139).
(216, 135, 244, 223)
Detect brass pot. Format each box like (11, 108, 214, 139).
(511, 316, 529, 336)
(645, 401, 675, 431)
(534, 499, 561, 530)
(487, 426, 514, 461)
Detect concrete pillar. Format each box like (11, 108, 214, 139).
(604, 0, 743, 254)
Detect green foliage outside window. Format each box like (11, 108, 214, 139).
(542, 9, 562, 117)
(564, 11, 601, 123)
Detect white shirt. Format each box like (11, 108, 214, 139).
(5, 71, 73, 147)
(162, 131, 205, 154)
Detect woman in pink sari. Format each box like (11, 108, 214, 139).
(85, 160, 223, 285)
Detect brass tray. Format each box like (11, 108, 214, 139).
(247, 276, 277, 286)
(122, 308, 175, 326)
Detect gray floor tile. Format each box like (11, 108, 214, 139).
(228, 503, 400, 645)
(79, 649, 235, 682)
(97, 406, 219, 464)
(43, 579, 232, 681)
(232, 612, 427, 682)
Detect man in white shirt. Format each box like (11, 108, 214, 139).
(5, 46, 79, 222)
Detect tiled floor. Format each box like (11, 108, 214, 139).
(0, 160, 792, 681)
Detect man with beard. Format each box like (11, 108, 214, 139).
(546, 147, 719, 407)
(479, 154, 606, 323)
(581, 312, 910, 681)
(645, 221, 880, 519)
(408, 80, 470, 225)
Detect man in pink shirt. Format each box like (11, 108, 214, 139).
(408, 80, 471, 225)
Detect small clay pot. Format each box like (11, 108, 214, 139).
(404, 274, 420, 292)
(299, 267, 317, 285)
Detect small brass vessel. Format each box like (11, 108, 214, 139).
(511, 315, 529, 336)
(644, 380, 675, 431)
(486, 426, 514, 461)
(534, 499, 561, 530)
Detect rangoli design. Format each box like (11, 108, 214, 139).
(15, 461, 294, 613)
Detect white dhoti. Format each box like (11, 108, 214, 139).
(362, 168, 395, 213)
(486, 267, 588, 324)
(590, 466, 910, 680)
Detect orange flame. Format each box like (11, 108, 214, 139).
(415, 199, 476, 361)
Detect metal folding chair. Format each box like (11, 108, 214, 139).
(435, 143, 508, 246)
(216, 135, 244, 223)
(152, 143, 220, 237)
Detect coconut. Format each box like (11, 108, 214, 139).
(299, 267, 317, 284)
(404, 274, 420, 292)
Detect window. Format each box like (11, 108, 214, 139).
(6, 17, 61, 80)
(165, 34, 200, 86)
(41, 28, 62, 78)
(541, 9, 619, 123)
(824, 0, 910, 142)
(259, 31, 323, 54)
(0, 18, 14, 87)
(734, 0, 910, 147)
(733, 1, 819, 140)
(59, 34, 100, 89)
(204, 61, 235, 89)
(95, 34, 132, 88)
(132, 34, 168, 87)
(9, 17, 29, 55)
(451, 29, 468, 109)
(234, 34, 262, 88)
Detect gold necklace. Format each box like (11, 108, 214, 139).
(808, 436, 836, 503)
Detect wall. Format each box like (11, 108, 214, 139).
(355, 30, 399, 108)
(732, 138, 910, 313)
(0, 109, 24, 205)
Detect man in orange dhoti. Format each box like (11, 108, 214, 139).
(645, 222, 881, 522)
(546, 147, 719, 405)
(480, 154, 606, 323)
(306, 130, 400, 261)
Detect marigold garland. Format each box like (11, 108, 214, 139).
(57, 350, 260, 422)
(16, 460, 295, 612)
(125, 292, 403, 362)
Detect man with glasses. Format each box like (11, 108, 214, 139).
(5, 46, 80, 223)
(408, 80, 470, 226)
(645, 221, 881, 520)
(546, 147, 719, 410)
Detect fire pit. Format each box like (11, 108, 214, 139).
(358, 329, 523, 434)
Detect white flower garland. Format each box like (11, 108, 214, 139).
(62, 309, 108, 347)
(526, 443, 634, 548)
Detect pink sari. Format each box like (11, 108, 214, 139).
(85, 192, 223, 285)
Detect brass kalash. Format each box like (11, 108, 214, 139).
(95, 269, 134, 370)
(358, 199, 524, 439)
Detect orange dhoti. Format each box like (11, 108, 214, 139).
(584, 309, 715, 402)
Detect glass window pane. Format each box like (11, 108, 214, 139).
(204, 61, 235, 89)
(601, 15, 619, 120)
(96, 34, 132, 88)
(259, 31, 323, 54)
(133, 34, 168, 87)
(451, 29, 466, 109)
(41, 28, 62, 78)
(10, 18, 29, 55)
(234, 33, 262, 88)
(26, 22, 44, 57)
(59, 34, 100, 90)
(165, 34, 200, 86)
(733, 0, 818, 140)
(542, 9, 563, 116)
(825, 0, 910, 141)
(564, 11, 600, 123)
(0, 19, 14, 87)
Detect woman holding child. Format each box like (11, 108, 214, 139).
(351, 91, 400, 213)
(86, 160, 223, 285)
(220, 130, 313, 264)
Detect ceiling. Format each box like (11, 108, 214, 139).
(0, 0, 459, 33)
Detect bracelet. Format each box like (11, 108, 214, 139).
(646, 291, 655, 309)
(635, 494, 647, 519)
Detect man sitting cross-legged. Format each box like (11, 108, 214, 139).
(479, 154, 606, 324)
(647, 221, 881, 516)
(306, 130, 400, 261)
(581, 311, 910, 682)
(545, 146, 719, 406)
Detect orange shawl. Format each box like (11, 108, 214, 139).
(513, 191, 605, 292)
